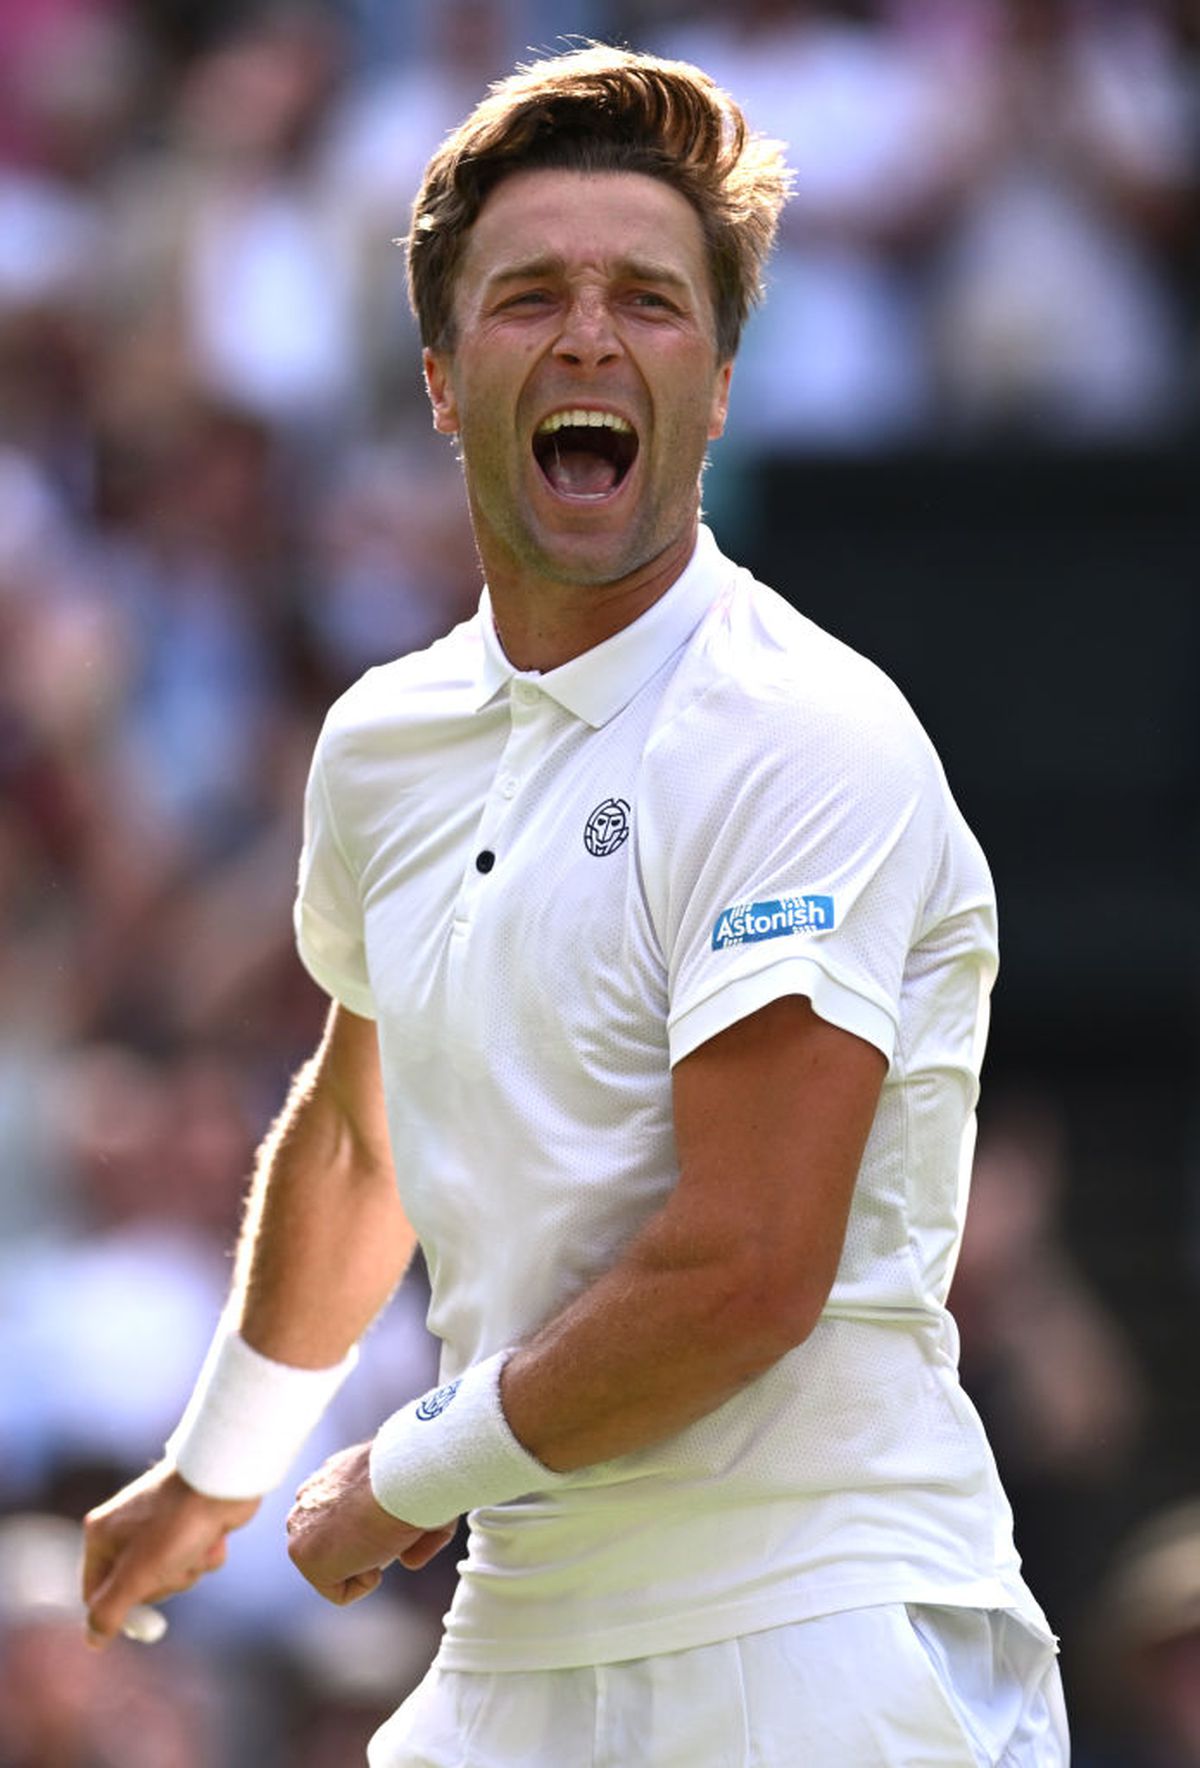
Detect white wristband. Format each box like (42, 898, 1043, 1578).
(369, 1350, 564, 1529)
(165, 1323, 358, 1500)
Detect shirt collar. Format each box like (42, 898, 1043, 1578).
(470, 525, 728, 728)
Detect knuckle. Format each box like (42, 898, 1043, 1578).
(82, 1513, 108, 1546)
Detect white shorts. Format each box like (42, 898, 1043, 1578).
(368, 1602, 1069, 1766)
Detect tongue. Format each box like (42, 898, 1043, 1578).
(544, 446, 618, 498)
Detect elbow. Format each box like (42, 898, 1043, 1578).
(717, 1245, 832, 1370)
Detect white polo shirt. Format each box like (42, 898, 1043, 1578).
(295, 525, 1049, 1671)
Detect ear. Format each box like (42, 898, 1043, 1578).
(707, 360, 734, 442)
(423, 348, 459, 435)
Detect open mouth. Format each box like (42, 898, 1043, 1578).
(532, 409, 639, 500)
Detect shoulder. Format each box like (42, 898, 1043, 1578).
(648, 570, 939, 794)
(315, 613, 483, 768)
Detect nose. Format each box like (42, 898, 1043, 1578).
(553, 290, 621, 370)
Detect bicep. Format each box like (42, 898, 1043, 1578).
(670, 994, 887, 1337)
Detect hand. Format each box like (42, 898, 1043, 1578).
(82, 1462, 259, 1647)
(287, 1442, 458, 1605)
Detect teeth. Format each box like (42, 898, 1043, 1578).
(536, 409, 633, 436)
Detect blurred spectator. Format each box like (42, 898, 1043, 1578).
(654, 0, 973, 451)
(319, 0, 517, 425)
(274, 1594, 444, 1768)
(0, 1043, 254, 1501)
(954, 1092, 1145, 1486)
(927, 0, 1196, 439)
(0, 1512, 224, 1767)
(0, 7, 151, 522)
(93, 396, 289, 858)
(304, 432, 480, 679)
(100, 7, 360, 439)
(1078, 1500, 1200, 1766)
(952, 1092, 1148, 1724)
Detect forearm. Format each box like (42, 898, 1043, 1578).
(232, 1044, 414, 1367)
(367, 1000, 882, 1528)
(367, 1190, 805, 1531)
(502, 1192, 795, 1473)
(501, 998, 884, 1475)
(167, 1007, 412, 1501)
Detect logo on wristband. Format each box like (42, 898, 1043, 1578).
(415, 1380, 461, 1422)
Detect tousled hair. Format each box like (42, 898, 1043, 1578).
(405, 44, 793, 361)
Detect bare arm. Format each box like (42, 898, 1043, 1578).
(232, 1001, 416, 1363)
(284, 993, 886, 1608)
(501, 993, 888, 1470)
(83, 1001, 426, 1639)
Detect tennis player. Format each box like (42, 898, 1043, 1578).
(83, 44, 1069, 1764)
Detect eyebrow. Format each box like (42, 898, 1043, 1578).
(483, 254, 695, 294)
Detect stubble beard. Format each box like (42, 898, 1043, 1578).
(463, 452, 706, 593)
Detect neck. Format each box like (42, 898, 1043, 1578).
(484, 523, 699, 673)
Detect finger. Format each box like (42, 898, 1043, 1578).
(339, 1567, 383, 1603)
(307, 1566, 381, 1607)
(398, 1525, 457, 1571)
(86, 1554, 199, 1642)
(86, 1560, 148, 1644)
(80, 1541, 115, 1608)
(81, 1515, 120, 1606)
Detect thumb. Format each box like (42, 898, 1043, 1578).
(398, 1523, 457, 1571)
(339, 1566, 383, 1603)
(86, 1556, 150, 1647)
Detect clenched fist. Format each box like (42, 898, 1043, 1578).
(286, 1442, 458, 1604)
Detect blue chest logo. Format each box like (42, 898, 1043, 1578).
(712, 894, 835, 950)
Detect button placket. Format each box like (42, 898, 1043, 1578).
(452, 682, 548, 925)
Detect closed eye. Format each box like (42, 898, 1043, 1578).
(501, 289, 555, 309)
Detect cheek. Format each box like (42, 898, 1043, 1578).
(657, 371, 727, 456)
(458, 345, 542, 441)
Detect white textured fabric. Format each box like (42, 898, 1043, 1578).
(367, 1604, 1068, 1767)
(294, 525, 1048, 1670)
(370, 1352, 564, 1529)
(166, 1325, 358, 1499)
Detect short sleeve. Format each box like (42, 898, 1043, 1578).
(640, 681, 946, 1070)
(293, 735, 377, 1019)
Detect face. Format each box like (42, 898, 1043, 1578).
(423, 169, 732, 594)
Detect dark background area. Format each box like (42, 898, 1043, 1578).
(750, 442, 1199, 1468)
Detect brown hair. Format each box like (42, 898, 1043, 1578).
(405, 43, 792, 362)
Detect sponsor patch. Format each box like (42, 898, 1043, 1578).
(711, 894, 835, 951)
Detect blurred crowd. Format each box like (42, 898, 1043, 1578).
(1, 0, 1198, 1763)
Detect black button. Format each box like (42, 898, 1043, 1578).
(475, 850, 496, 874)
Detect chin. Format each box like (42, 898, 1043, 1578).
(516, 504, 651, 584)
(538, 531, 649, 587)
